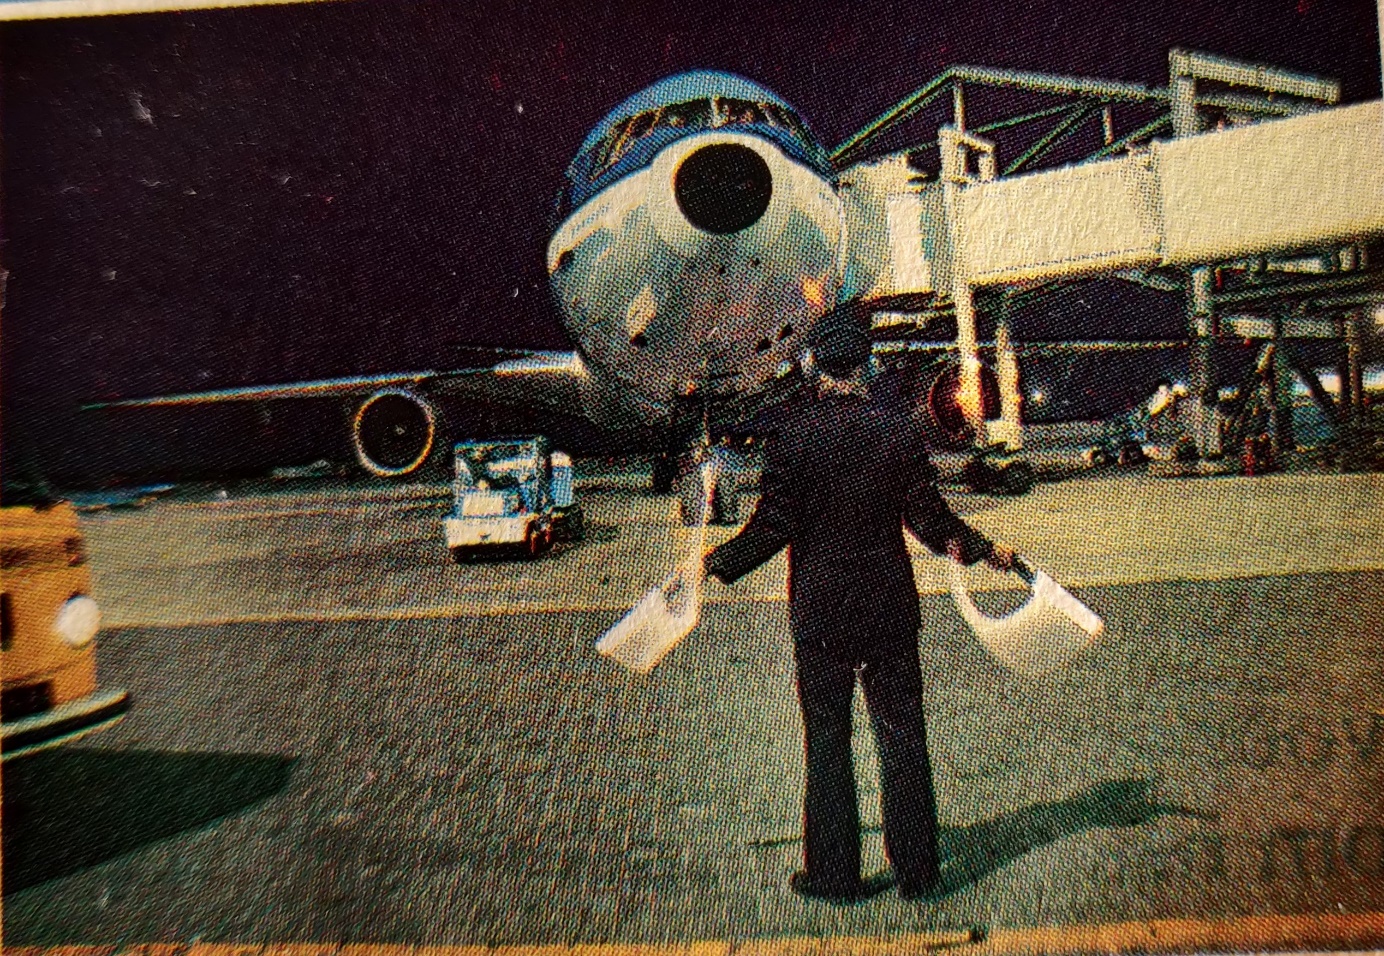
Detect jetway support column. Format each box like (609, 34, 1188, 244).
(951, 280, 984, 437)
(1187, 266, 1221, 458)
(992, 307, 1023, 450)
(1269, 316, 1296, 462)
(1336, 244, 1368, 470)
(1172, 60, 1220, 459)
(940, 125, 997, 441)
(1341, 309, 1367, 470)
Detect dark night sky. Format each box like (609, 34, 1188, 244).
(1, 0, 1379, 481)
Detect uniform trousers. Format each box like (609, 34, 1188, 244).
(793, 635, 941, 890)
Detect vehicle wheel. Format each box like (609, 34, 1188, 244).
(1082, 446, 1111, 468)
(450, 547, 471, 564)
(555, 505, 585, 541)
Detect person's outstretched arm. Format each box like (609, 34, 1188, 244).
(901, 433, 1012, 568)
(704, 452, 792, 585)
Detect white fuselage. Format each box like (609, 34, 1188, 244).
(546, 130, 845, 429)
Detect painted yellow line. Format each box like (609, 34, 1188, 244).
(97, 559, 1384, 632)
(83, 489, 449, 518)
(7, 912, 1384, 956)
(99, 593, 790, 631)
(215, 501, 444, 521)
(88, 498, 446, 522)
(977, 911, 1384, 954)
(84, 476, 641, 519)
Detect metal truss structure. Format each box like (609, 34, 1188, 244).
(833, 50, 1383, 464)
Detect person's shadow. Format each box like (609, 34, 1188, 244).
(934, 778, 1205, 893)
(3, 748, 295, 894)
(750, 778, 1207, 894)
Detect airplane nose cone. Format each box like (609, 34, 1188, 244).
(674, 143, 773, 235)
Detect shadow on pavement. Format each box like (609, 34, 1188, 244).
(937, 778, 1204, 892)
(748, 778, 1201, 893)
(2, 748, 295, 894)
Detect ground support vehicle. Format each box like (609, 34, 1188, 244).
(443, 437, 584, 560)
(1, 499, 129, 759)
(959, 446, 1037, 495)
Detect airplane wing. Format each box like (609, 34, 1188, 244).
(82, 349, 587, 413)
(81, 348, 592, 477)
(432, 350, 586, 412)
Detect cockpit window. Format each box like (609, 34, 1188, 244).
(716, 98, 816, 153)
(593, 116, 634, 170)
(662, 99, 712, 131)
(762, 103, 792, 131)
(627, 110, 658, 140)
(717, 98, 765, 127)
(594, 99, 714, 175)
(763, 103, 813, 144)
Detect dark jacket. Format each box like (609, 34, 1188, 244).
(705, 373, 992, 651)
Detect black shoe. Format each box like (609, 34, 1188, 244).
(896, 862, 947, 902)
(789, 869, 895, 904)
(897, 876, 945, 903)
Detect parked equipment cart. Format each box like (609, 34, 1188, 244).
(443, 437, 584, 560)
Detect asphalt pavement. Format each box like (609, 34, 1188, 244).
(4, 469, 1383, 946)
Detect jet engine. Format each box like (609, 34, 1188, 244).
(912, 359, 1001, 451)
(351, 389, 437, 477)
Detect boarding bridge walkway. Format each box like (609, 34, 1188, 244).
(838, 50, 1384, 458)
(951, 100, 1383, 286)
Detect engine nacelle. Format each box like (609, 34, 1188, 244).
(911, 359, 1001, 451)
(351, 389, 437, 477)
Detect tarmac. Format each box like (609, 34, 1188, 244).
(4, 465, 1384, 950)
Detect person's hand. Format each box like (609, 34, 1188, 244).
(985, 543, 1017, 572)
(948, 537, 1016, 571)
(702, 550, 725, 585)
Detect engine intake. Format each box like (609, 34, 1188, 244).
(351, 389, 437, 476)
(914, 360, 1001, 451)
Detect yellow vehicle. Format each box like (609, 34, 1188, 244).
(1, 486, 129, 759)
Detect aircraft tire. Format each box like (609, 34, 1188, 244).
(524, 523, 553, 559)
(652, 454, 676, 494)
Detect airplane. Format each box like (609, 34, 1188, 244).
(87, 60, 1384, 501)
(88, 70, 921, 491)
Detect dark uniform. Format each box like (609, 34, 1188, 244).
(704, 371, 993, 899)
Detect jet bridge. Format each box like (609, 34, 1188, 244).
(838, 50, 1384, 463)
